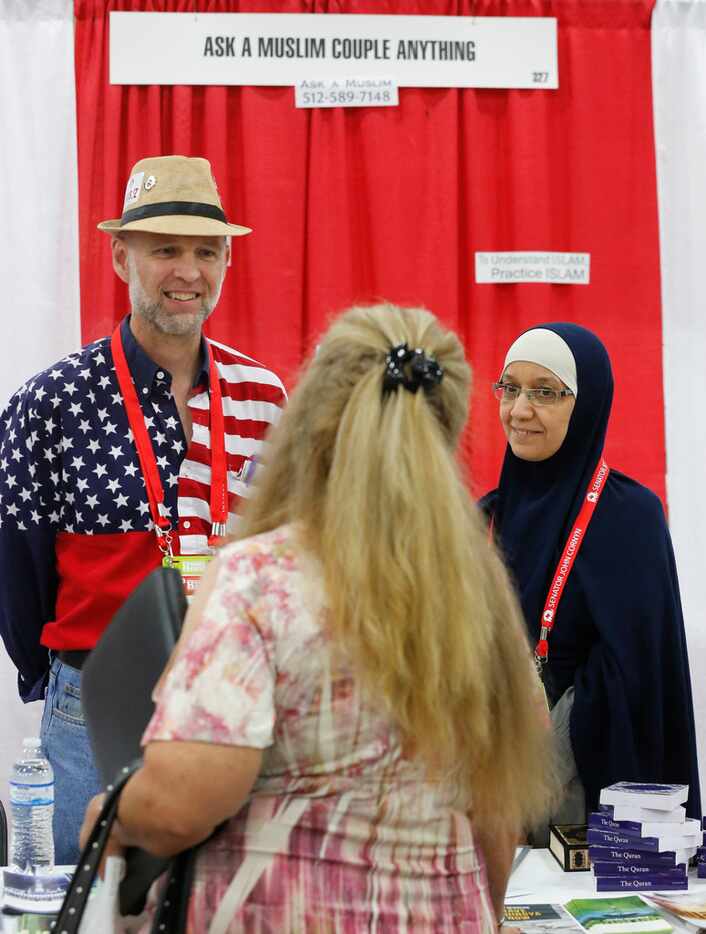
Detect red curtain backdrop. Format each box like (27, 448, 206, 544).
(74, 0, 664, 500)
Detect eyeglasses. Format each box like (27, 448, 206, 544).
(492, 382, 574, 406)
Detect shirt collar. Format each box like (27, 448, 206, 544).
(120, 315, 209, 393)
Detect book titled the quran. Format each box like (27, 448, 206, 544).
(600, 804, 687, 825)
(595, 876, 688, 892)
(587, 827, 700, 854)
(588, 845, 693, 868)
(589, 813, 701, 840)
(592, 863, 687, 880)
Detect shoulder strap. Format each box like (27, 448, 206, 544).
(54, 760, 142, 933)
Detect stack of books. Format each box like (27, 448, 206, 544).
(587, 783, 703, 892)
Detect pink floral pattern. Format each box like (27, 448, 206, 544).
(141, 525, 495, 933)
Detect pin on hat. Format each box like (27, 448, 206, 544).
(97, 155, 251, 237)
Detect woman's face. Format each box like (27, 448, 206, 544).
(499, 361, 576, 462)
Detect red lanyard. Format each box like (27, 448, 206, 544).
(535, 456, 610, 670)
(110, 326, 228, 555)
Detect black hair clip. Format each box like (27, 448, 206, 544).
(383, 343, 444, 396)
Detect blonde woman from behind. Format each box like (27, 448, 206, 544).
(81, 303, 556, 933)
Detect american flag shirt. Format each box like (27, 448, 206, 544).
(0, 316, 286, 701)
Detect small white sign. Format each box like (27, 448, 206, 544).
(110, 13, 558, 89)
(475, 252, 590, 285)
(123, 172, 144, 208)
(295, 76, 398, 109)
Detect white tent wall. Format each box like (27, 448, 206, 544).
(0, 0, 81, 818)
(652, 0, 706, 813)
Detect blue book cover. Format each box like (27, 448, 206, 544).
(588, 827, 699, 854)
(588, 829, 661, 852)
(599, 803, 687, 824)
(589, 813, 643, 835)
(592, 862, 686, 879)
(596, 877, 688, 892)
(588, 846, 690, 868)
(589, 813, 701, 841)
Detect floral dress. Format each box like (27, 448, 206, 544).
(140, 525, 496, 933)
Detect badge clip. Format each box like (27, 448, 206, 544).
(155, 521, 174, 565)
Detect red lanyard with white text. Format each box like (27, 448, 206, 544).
(110, 326, 229, 558)
(535, 457, 610, 674)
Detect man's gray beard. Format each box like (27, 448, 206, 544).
(131, 294, 211, 336)
(127, 255, 222, 337)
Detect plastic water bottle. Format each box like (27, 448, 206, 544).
(8, 737, 55, 872)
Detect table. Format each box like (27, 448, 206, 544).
(1, 852, 705, 925)
(506, 849, 706, 932)
(507, 849, 706, 902)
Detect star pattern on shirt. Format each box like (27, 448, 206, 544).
(0, 337, 187, 536)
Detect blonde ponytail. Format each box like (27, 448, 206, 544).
(239, 303, 555, 830)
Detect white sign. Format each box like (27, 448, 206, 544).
(475, 252, 590, 285)
(123, 172, 144, 207)
(110, 13, 558, 89)
(295, 76, 398, 109)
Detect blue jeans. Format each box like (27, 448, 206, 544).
(40, 657, 102, 865)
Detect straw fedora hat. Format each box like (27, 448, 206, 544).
(97, 155, 251, 237)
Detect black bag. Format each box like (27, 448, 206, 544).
(81, 566, 188, 916)
(53, 760, 198, 933)
(82, 566, 187, 787)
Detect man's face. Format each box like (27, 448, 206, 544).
(113, 231, 229, 337)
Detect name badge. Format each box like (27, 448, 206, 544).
(162, 554, 214, 600)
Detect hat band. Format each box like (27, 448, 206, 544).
(120, 200, 228, 226)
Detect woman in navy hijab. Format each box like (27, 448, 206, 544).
(481, 323, 701, 822)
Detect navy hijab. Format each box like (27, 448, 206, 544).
(484, 323, 701, 817)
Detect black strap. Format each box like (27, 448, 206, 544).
(53, 760, 142, 932)
(149, 846, 198, 932)
(54, 759, 197, 933)
(120, 201, 227, 226)
(57, 649, 90, 670)
(0, 798, 7, 867)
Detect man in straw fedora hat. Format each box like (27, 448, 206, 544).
(0, 155, 286, 863)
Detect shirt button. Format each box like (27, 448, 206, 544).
(156, 371, 165, 379)
(183, 520, 191, 529)
(142, 387, 148, 395)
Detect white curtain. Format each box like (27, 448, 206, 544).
(652, 0, 706, 811)
(0, 0, 81, 815)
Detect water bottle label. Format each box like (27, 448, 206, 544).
(9, 780, 54, 807)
